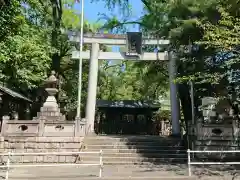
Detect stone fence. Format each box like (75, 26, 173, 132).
(1, 119, 87, 137)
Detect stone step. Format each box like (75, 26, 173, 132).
(86, 135, 179, 139)
(85, 144, 185, 150)
(79, 152, 187, 158)
(80, 160, 187, 165)
(78, 156, 187, 163)
(85, 136, 180, 141)
(82, 149, 186, 153)
(3, 153, 186, 164)
(84, 141, 182, 146)
(85, 137, 181, 144)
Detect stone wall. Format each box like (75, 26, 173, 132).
(0, 136, 84, 163)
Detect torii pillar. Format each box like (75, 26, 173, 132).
(70, 33, 181, 136)
(85, 43, 99, 133)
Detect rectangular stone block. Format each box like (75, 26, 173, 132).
(58, 148, 79, 153)
(37, 142, 45, 149)
(23, 155, 35, 163)
(14, 149, 25, 153)
(43, 124, 75, 137)
(11, 155, 24, 163)
(0, 141, 4, 149)
(43, 155, 58, 163)
(40, 107, 60, 112)
(65, 155, 75, 163)
(24, 142, 36, 149)
(36, 155, 44, 163)
(59, 143, 81, 149)
(9, 142, 25, 149)
(1, 155, 8, 163)
(58, 155, 66, 163)
(4, 142, 9, 148)
(44, 142, 60, 149)
(4, 123, 39, 136)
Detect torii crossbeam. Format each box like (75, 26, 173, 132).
(70, 33, 180, 136)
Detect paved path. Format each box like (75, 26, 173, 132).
(0, 164, 240, 180)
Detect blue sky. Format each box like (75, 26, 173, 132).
(74, 0, 144, 31)
(74, 0, 144, 56)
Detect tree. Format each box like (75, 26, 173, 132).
(0, 0, 53, 91)
(0, 0, 23, 42)
(0, 0, 103, 118)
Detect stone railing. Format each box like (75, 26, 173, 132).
(1, 119, 87, 137)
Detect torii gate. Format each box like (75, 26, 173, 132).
(70, 33, 180, 136)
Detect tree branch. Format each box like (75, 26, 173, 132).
(141, 0, 152, 12)
(101, 20, 144, 30)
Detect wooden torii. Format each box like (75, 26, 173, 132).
(70, 33, 180, 136)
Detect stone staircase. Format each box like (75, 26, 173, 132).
(80, 135, 187, 165)
(71, 135, 196, 179)
(0, 135, 198, 179)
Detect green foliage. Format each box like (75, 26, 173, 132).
(0, 0, 53, 91)
(0, 24, 52, 89)
(0, 0, 23, 41)
(97, 60, 168, 101)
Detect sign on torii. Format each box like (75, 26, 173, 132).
(70, 33, 180, 136)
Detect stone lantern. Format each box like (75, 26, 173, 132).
(33, 71, 66, 121)
(43, 71, 58, 108)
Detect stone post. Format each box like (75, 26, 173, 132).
(85, 43, 99, 134)
(169, 51, 180, 136)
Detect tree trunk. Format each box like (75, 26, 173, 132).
(178, 83, 192, 135)
(51, 0, 62, 101)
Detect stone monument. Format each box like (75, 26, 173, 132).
(189, 97, 239, 160)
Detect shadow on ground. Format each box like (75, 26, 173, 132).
(121, 135, 186, 165)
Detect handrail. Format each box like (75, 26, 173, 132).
(0, 151, 98, 156)
(187, 149, 240, 176)
(0, 150, 103, 180)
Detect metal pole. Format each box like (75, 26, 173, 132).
(190, 81, 195, 125)
(76, 0, 84, 118)
(189, 81, 195, 153)
(5, 152, 11, 180)
(99, 150, 103, 178)
(187, 149, 191, 176)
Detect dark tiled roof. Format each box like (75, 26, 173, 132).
(96, 100, 160, 109)
(0, 85, 32, 102)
